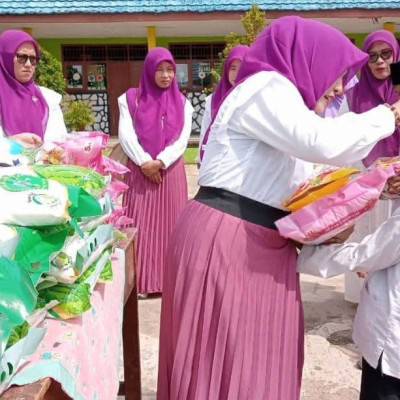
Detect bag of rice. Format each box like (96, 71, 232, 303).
(0, 166, 70, 226)
(0, 225, 19, 258)
(276, 165, 395, 244)
(44, 131, 107, 169)
(283, 165, 359, 211)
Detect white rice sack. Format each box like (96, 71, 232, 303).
(0, 225, 19, 258)
(0, 166, 70, 226)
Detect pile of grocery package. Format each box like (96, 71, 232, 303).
(0, 132, 131, 391)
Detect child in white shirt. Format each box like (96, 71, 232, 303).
(297, 205, 400, 399)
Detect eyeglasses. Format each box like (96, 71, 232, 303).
(368, 49, 393, 64)
(15, 53, 40, 66)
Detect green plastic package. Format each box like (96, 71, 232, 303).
(0, 257, 37, 356)
(0, 257, 37, 326)
(66, 185, 102, 219)
(39, 282, 91, 320)
(33, 164, 106, 199)
(14, 224, 73, 286)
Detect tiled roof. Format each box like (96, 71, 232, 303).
(1, 0, 399, 15)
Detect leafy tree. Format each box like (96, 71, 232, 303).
(207, 3, 266, 91)
(34, 47, 66, 94)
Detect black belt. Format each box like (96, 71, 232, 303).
(194, 186, 290, 230)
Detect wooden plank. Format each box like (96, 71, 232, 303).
(43, 381, 71, 400)
(1, 378, 52, 400)
(118, 228, 142, 400)
(106, 138, 128, 167)
(119, 227, 137, 303)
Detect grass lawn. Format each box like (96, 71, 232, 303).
(183, 147, 198, 164)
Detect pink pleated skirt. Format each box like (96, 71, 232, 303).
(157, 200, 304, 400)
(123, 157, 188, 294)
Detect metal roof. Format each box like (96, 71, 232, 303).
(1, 0, 399, 15)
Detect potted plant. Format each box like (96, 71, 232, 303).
(62, 98, 96, 132)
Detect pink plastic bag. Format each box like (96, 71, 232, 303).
(275, 165, 396, 244)
(45, 132, 130, 177)
(105, 206, 135, 229)
(98, 156, 130, 176)
(105, 180, 129, 203)
(45, 131, 108, 170)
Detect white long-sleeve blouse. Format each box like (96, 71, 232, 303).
(199, 71, 395, 209)
(118, 93, 194, 169)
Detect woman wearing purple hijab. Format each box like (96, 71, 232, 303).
(0, 30, 67, 146)
(198, 45, 248, 162)
(335, 31, 400, 306)
(346, 30, 400, 168)
(157, 17, 400, 400)
(118, 47, 194, 295)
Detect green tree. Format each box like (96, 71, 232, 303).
(208, 3, 266, 91)
(34, 47, 66, 94)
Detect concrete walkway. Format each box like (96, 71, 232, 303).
(136, 164, 362, 400)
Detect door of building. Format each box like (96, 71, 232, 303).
(107, 61, 144, 136)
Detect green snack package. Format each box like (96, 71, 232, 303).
(39, 282, 91, 320)
(0, 314, 15, 357)
(6, 321, 29, 349)
(66, 185, 102, 219)
(99, 257, 113, 282)
(14, 224, 72, 286)
(75, 248, 112, 287)
(0, 257, 37, 325)
(33, 164, 106, 199)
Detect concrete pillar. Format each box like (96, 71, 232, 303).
(147, 26, 156, 50)
(22, 27, 33, 36)
(383, 22, 395, 33)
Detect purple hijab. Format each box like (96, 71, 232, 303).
(346, 30, 400, 167)
(126, 47, 184, 159)
(199, 45, 248, 161)
(0, 29, 48, 138)
(236, 16, 368, 111)
(210, 45, 248, 121)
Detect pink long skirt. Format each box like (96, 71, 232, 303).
(157, 200, 304, 400)
(123, 157, 188, 294)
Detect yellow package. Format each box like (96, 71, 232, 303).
(283, 166, 359, 211)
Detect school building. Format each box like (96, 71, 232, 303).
(0, 0, 399, 134)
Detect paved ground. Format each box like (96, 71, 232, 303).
(132, 164, 362, 400)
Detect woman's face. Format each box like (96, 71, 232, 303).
(228, 59, 242, 86)
(155, 61, 175, 89)
(13, 42, 38, 83)
(367, 40, 393, 80)
(314, 72, 345, 115)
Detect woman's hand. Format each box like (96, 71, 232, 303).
(146, 171, 162, 184)
(386, 175, 400, 195)
(390, 100, 400, 125)
(10, 133, 42, 148)
(140, 160, 164, 177)
(322, 225, 355, 245)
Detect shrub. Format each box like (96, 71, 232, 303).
(34, 47, 66, 95)
(62, 98, 96, 132)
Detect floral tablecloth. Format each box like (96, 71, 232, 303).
(7, 248, 126, 400)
